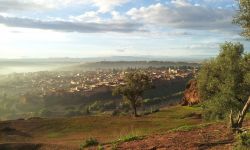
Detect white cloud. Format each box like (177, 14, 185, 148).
(0, 0, 131, 13)
(0, 15, 144, 33)
(91, 0, 131, 13)
(126, 3, 237, 31)
(171, 0, 192, 6)
(69, 11, 102, 23)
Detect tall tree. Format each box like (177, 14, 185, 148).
(234, 0, 250, 39)
(197, 42, 249, 123)
(113, 71, 153, 117)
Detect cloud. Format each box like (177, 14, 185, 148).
(0, 0, 47, 11)
(0, 0, 131, 13)
(127, 2, 237, 31)
(69, 11, 102, 22)
(92, 0, 131, 13)
(0, 15, 144, 33)
(0, 0, 239, 34)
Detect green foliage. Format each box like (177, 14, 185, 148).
(234, 132, 250, 149)
(197, 42, 250, 120)
(240, 132, 250, 146)
(234, 0, 250, 39)
(118, 134, 143, 142)
(113, 71, 153, 116)
(97, 145, 104, 150)
(80, 138, 99, 149)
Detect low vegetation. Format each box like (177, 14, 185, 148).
(80, 138, 99, 149)
(234, 132, 250, 150)
(118, 134, 143, 142)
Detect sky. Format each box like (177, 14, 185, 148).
(0, 0, 249, 59)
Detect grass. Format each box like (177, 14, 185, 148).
(118, 134, 144, 142)
(80, 138, 99, 149)
(169, 123, 211, 132)
(0, 105, 204, 145)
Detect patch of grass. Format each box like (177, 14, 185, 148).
(118, 134, 143, 142)
(170, 123, 211, 132)
(97, 144, 104, 150)
(80, 138, 99, 149)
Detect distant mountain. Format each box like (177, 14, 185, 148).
(0, 55, 213, 63)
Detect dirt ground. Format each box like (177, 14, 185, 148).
(102, 121, 250, 150)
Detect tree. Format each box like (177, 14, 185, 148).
(113, 71, 153, 117)
(234, 0, 250, 39)
(197, 42, 250, 131)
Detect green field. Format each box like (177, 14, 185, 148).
(0, 106, 203, 146)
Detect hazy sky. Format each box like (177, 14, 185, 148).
(0, 0, 249, 58)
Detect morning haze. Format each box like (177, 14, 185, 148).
(0, 0, 249, 150)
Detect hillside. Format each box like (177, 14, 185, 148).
(0, 106, 249, 150)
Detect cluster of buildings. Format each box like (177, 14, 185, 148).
(1, 67, 197, 96)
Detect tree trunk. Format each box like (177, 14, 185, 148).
(236, 96, 250, 128)
(230, 96, 250, 132)
(133, 104, 138, 117)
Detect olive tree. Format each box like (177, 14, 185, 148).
(234, 0, 250, 39)
(197, 42, 250, 131)
(113, 71, 153, 117)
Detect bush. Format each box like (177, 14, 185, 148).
(240, 132, 250, 146)
(80, 138, 99, 149)
(234, 132, 250, 150)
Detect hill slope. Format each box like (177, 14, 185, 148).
(0, 106, 249, 150)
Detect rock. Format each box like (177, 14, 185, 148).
(181, 79, 200, 106)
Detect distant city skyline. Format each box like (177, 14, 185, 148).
(0, 0, 249, 58)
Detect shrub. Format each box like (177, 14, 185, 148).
(80, 138, 99, 149)
(234, 132, 250, 150)
(118, 134, 143, 142)
(241, 132, 250, 146)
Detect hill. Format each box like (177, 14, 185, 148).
(0, 105, 249, 150)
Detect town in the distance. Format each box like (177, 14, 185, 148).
(0, 61, 199, 120)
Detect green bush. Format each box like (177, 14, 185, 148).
(234, 132, 250, 150)
(240, 132, 250, 146)
(80, 138, 99, 149)
(118, 134, 143, 142)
